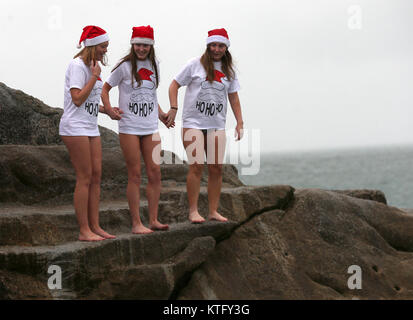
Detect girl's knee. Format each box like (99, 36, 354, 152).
(91, 169, 101, 185)
(147, 166, 161, 184)
(128, 171, 141, 185)
(77, 171, 92, 187)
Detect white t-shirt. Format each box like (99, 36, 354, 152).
(106, 59, 159, 135)
(59, 57, 101, 136)
(174, 57, 240, 130)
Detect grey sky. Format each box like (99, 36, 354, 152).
(1, 0, 412, 153)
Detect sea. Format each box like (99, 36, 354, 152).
(236, 145, 413, 209)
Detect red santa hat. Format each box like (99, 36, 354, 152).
(206, 28, 230, 47)
(130, 26, 155, 45)
(77, 25, 109, 49)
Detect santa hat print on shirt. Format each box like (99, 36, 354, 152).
(201, 70, 226, 91)
(77, 25, 109, 48)
(136, 68, 155, 89)
(206, 28, 230, 47)
(207, 70, 226, 83)
(130, 26, 155, 45)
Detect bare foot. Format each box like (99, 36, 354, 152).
(91, 227, 116, 239)
(189, 211, 206, 224)
(208, 212, 228, 222)
(132, 224, 154, 234)
(150, 221, 169, 231)
(79, 231, 105, 242)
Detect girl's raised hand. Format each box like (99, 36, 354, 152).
(90, 60, 101, 78)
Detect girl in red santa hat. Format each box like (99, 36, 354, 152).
(101, 25, 170, 234)
(59, 25, 119, 241)
(167, 28, 244, 223)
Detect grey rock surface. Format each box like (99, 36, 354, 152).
(0, 82, 118, 147)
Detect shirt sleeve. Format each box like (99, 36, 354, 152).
(68, 61, 87, 90)
(174, 59, 194, 87)
(106, 62, 125, 88)
(228, 77, 241, 93)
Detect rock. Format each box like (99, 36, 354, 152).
(0, 82, 118, 147)
(178, 189, 413, 299)
(5, 186, 412, 300)
(331, 189, 387, 204)
(0, 145, 243, 205)
(0, 222, 235, 299)
(0, 145, 125, 204)
(0, 270, 52, 299)
(85, 236, 217, 299)
(160, 185, 294, 224)
(0, 185, 294, 247)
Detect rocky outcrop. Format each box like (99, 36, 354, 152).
(0, 185, 292, 299)
(2, 185, 413, 300)
(0, 144, 243, 205)
(332, 189, 387, 204)
(178, 189, 413, 300)
(1, 82, 413, 300)
(0, 82, 118, 147)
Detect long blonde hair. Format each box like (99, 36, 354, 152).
(74, 46, 108, 66)
(200, 45, 235, 83)
(112, 46, 159, 88)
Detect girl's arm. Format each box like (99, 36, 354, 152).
(158, 104, 166, 119)
(101, 82, 122, 120)
(168, 80, 180, 107)
(166, 80, 181, 127)
(70, 61, 100, 107)
(228, 92, 244, 140)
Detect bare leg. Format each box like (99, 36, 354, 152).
(87, 136, 116, 239)
(141, 133, 168, 231)
(61, 136, 104, 241)
(182, 128, 206, 223)
(119, 133, 153, 234)
(206, 130, 228, 222)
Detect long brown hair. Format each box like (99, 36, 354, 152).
(112, 45, 159, 88)
(200, 45, 235, 83)
(74, 46, 108, 66)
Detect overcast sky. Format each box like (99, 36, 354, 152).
(1, 0, 412, 154)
